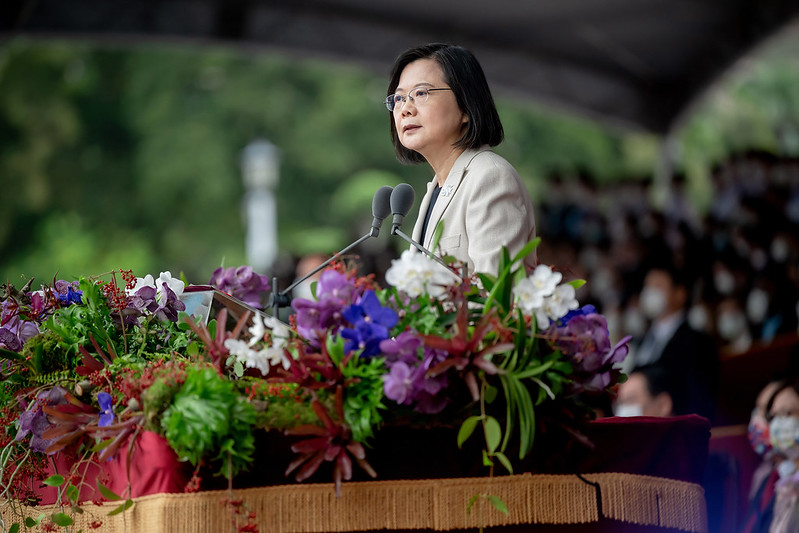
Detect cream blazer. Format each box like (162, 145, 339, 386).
(410, 146, 537, 275)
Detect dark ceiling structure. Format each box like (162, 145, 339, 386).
(2, 0, 798, 134)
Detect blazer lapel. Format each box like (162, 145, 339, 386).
(423, 147, 488, 248)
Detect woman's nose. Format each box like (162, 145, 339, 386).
(401, 99, 417, 115)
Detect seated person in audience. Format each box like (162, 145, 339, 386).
(623, 263, 719, 421)
(742, 378, 786, 533)
(613, 366, 677, 417)
(760, 378, 799, 533)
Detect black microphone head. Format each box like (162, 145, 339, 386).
(372, 186, 393, 221)
(390, 183, 416, 216)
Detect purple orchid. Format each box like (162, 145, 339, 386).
(383, 361, 414, 404)
(16, 387, 68, 454)
(292, 270, 360, 347)
(97, 392, 115, 427)
(153, 283, 186, 322)
(315, 270, 358, 304)
(292, 297, 348, 346)
(340, 291, 398, 358)
(209, 265, 270, 309)
(379, 331, 422, 364)
(382, 344, 450, 414)
(0, 299, 40, 351)
(553, 307, 631, 392)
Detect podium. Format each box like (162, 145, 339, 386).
(7, 415, 710, 532)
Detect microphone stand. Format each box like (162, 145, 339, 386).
(391, 226, 454, 272)
(270, 231, 374, 318)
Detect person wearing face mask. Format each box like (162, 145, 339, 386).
(613, 366, 677, 417)
(742, 379, 787, 533)
(764, 379, 799, 533)
(624, 264, 719, 421)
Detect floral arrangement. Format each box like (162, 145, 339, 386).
(0, 240, 629, 529)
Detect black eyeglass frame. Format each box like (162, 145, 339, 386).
(385, 87, 453, 112)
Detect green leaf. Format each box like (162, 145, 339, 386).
(513, 360, 554, 379)
(91, 438, 115, 453)
(25, 516, 38, 527)
(107, 499, 135, 516)
(567, 279, 587, 290)
(495, 451, 514, 475)
(9, 523, 19, 533)
(487, 494, 510, 515)
(457, 415, 481, 448)
(51, 513, 73, 526)
(97, 481, 122, 501)
(65, 484, 80, 502)
(466, 493, 480, 514)
(482, 449, 493, 466)
(484, 416, 501, 453)
(233, 360, 244, 377)
(484, 384, 498, 404)
(186, 341, 200, 357)
(510, 238, 541, 265)
(43, 474, 65, 487)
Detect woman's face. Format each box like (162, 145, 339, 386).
(770, 387, 799, 419)
(393, 58, 467, 163)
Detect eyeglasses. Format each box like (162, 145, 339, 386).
(385, 87, 452, 112)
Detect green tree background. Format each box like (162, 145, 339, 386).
(1, 33, 797, 286)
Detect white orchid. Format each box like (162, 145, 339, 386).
(225, 338, 273, 375)
(385, 250, 458, 298)
(126, 271, 185, 304)
(154, 271, 185, 303)
(535, 284, 579, 327)
(512, 265, 562, 314)
(126, 274, 155, 295)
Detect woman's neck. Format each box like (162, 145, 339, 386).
(427, 147, 465, 187)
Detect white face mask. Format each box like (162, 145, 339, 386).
(771, 237, 789, 263)
(687, 305, 709, 332)
(717, 311, 747, 341)
(746, 289, 770, 324)
(640, 286, 667, 320)
(770, 415, 799, 458)
(614, 403, 643, 417)
(714, 270, 735, 296)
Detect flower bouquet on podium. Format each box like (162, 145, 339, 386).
(0, 238, 630, 522)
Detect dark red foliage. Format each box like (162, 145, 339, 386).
(284, 386, 376, 497)
(182, 308, 249, 375)
(422, 283, 513, 401)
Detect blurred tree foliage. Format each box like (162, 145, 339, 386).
(0, 35, 797, 285)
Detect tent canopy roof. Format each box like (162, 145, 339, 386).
(2, 0, 798, 134)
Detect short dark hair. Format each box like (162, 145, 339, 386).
(387, 43, 504, 165)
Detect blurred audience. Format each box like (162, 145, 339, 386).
(621, 264, 719, 420)
(538, 150, 799, 361)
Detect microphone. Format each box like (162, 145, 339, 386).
(388, 183, 453, 272)
(370, 186, 393, 237)
(390, 183, 415, 234)
(270, 186, 394, 316)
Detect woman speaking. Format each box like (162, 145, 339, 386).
(386, 43, 537, 275)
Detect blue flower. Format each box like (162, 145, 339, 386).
(57, 286, 83, 306)
(560, 304, 597, 325)
(97, 392, 115, 427)
(340, 291, 398, 358)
